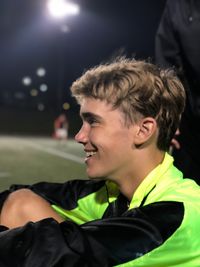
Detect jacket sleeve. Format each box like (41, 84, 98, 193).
(0, 201, 184, 267)
(0, 179, 106, 212)
(155, 0, 183, 70)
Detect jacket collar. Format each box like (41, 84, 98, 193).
(129, 153, 174, 209)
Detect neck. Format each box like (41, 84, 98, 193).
(116, 150, 165, 201)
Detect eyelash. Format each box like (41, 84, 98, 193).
(87, 118, 98, 125)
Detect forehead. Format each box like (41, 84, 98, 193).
(79, 97, 125, 121)
(80, 98, 112, 113)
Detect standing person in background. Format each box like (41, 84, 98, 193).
(155, 0, 200, 184)
(53, 113, 69, 140)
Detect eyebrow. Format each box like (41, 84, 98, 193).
(81, 112, 102, 121)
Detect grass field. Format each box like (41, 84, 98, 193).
(0, 135, 87, 192)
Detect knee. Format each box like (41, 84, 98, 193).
(1, 188, 63, 228)
(1, 189, 39, 220)
(3, 189, 34, 215)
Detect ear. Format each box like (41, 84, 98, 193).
(133, 117, 157, 146)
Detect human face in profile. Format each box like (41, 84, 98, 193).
(75, 98, 137, 182)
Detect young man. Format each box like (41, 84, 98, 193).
(1, 58, 200, 266)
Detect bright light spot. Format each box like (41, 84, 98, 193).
(38, 103, 45, 111)
(47, 0, 80, 18)
(63, 102, 70, 110)
(30, 89, 38, 97)
(40, 83, 48, 92)
(36, 67, 46, 77)
(22, 76, 32, 86)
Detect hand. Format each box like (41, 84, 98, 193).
(169, 129, 181, 154)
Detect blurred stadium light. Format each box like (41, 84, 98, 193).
(63, 102, 70, 110)
(30, 88, 38, 97)
(36, 67, 46, 77)
(37, 103, 45, 111)
(22, 76, 32, 86)
(47, 0, 80, 19)
(40, 83, 48, 92)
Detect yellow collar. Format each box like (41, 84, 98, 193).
(129, 152, 174, 209)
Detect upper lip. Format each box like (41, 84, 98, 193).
(84, 149, 97, 152)
(84, 146, 97, 152)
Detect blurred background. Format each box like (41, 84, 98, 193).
(0, 0, 166, 190)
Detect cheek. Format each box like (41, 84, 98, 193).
(114, 130, 134, 146)
(90, 127, 133, 153)
(103, 133, 133, 157)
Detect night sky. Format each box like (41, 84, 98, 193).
(0, 0, 166, 134)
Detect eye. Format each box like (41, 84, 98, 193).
(87, 117, 99, 125)
(81, 113, 101, 126)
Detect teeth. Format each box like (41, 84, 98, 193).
(86, 151, 97, 157)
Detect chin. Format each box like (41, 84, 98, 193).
(88, 176, 105, 181)
(87, 170, 106, 180)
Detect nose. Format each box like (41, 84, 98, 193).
(75, 124, 89, 144)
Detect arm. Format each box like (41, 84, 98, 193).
(0, 201, 184, 267)
(155, 0, 182, 70)
(155, 1, 184, 152)
(0, 180, 106, 211)
(0, 180, 106, 228)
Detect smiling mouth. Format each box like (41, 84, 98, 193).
(85, 151, 97, 160)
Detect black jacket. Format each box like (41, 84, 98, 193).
(155, 0, 200, 119)
(155, 0, 200, 180)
